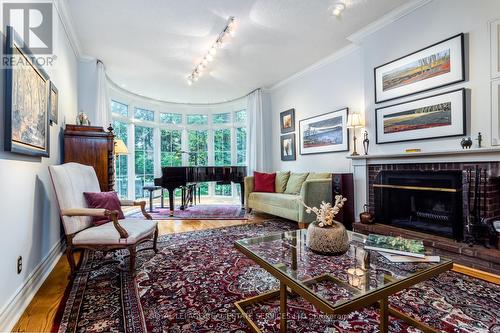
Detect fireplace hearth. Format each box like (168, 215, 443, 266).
(374, 170, 463, 240)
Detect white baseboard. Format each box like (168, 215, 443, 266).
(0, 238, 65, 332)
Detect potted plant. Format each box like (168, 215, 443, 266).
(299, 195, 349, 255)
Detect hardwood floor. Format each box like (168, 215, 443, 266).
(12, 212, 269, 333)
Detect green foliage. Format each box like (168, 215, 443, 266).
(135, 108, 155, 121)
(111, 100, 128, 116)
(188, 130, 208, 166)
(160, 129, 182, 166)
(160, 112, 182, 124)
(135, 126, 154, 198)
(213, 112, 230, 124)
(235, 109, 247, 123)
(236, 127, 246, 165)
(187, 114, 208, 125)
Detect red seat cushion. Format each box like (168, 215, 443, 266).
(254, 172, 276, 193)
(83, 191, 125, 226)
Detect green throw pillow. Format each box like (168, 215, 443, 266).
(284, 172, 309, 194)
(307, 172, 332, 180)
(275, 171, 291, 193)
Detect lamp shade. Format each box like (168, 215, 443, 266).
(346, 113, 363, 128)
(114, 139, 129, 155)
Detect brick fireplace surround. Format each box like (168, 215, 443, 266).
(353, 160, 500, 275)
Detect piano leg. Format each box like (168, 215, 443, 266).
(239, 181, 245, 208)
(180, 187, 186, 210)
(167, 187, 175, 216)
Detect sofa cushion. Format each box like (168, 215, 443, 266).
(307, 172, 332, 180)
(254, 172, 276, 192)
(248, 192, 300, 210)
(84, 191, 125, 225)
(72, 219, 157, 245)
(275, 171, 291, 193)
(284, 172, 309, 194)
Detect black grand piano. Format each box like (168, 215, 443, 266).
(154, 166, 247, 216)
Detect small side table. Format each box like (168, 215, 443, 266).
(142, 185, 165, 212)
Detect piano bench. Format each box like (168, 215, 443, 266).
(142, 185, 165, 212)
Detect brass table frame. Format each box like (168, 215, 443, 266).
(234, 241, 452, 333)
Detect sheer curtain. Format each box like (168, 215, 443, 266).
(247, 89, 265, 176)
(94, 61, 111, 129)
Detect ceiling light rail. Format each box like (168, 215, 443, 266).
(187, 16, 236, 85)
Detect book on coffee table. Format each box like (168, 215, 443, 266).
(364, 234, 426, 258)
(378, 251, 440, 263)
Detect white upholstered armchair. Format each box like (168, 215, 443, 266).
(49, 162, 158, 276)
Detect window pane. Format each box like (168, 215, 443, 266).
(236, 127, 246, 166)
(160, 129, 182, 166)
(188, 130, 208, 166)
(187, 114, 208, 125)
(111, 100, 128, 116)
(215, 184, 232, 196)
(135, 125, 154, 199)
(135, 107, 155, 121)
(213, 112, 230, 124)
(214, 128, 231, 166)
(160, 112, 182, 124)
(113, 120, 128, 198)
(235, 109, 247, 123)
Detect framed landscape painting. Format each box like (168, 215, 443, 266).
(280, 133, 296, 161)
(374, 33, 465, 103)
(4, 26, 50, 157)
(49, 82, 58, 125)
(299, 108, 349, 155)
(280, 108, 295, 133)
(375, 88, 466, 144)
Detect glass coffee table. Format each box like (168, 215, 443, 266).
(234, 229, 452, 333)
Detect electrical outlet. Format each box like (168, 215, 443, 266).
(17, 256, 22, 274)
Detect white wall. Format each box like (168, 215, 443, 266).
(269, 48, 364, 172)
(77, 58, 98, 121)
(0, 5, 79, 330)
(267, 0, 500, 169)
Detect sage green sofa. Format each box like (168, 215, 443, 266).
(244, 171, 332, 227)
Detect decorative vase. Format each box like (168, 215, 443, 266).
(306, 220, 349, 255)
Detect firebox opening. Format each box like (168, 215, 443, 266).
(374, 171, 463, 240)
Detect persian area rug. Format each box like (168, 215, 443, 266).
(57, 220, 500, 333)
(128, 204, 247, 220)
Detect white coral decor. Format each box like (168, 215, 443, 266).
(299, 195, 347, 227)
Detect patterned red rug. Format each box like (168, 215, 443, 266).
(128, 204, 247, 220)
(57, 220, 500, 333)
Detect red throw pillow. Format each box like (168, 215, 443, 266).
(254, 172, 276, 193)
(83, 191, 125, 226)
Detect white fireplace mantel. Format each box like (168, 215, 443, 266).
(347, 147, 500, 165)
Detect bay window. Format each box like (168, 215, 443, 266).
(110, 97, 247, 200)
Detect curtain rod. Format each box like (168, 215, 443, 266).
(106, 74, 260, 106)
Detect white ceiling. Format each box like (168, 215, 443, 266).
(66, 0, 410, 103)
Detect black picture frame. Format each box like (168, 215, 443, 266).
(280, 108, 295, 134)
(374, 33, 465, 104)
(280, 133, 296, 161)
(299, 107, 349, 155)
(49, 81, 58, 125)
(375, 88, 466, 144)
(4, 26, 50, 157)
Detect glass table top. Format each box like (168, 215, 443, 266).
(235, 229, 452, 309)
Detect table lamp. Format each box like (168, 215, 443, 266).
(346, 113, 363, 156)
(114, 139, 129, 155)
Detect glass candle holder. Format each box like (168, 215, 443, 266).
(347, 267, 366, 288)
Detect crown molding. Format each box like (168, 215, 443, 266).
(347, 0, 433, 44)
(53, 0, 82, 58)
(267, 43, 359, 91)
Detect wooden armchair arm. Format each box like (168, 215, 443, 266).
(119, 200, 152, 220)
(61, 208, 129, 239)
